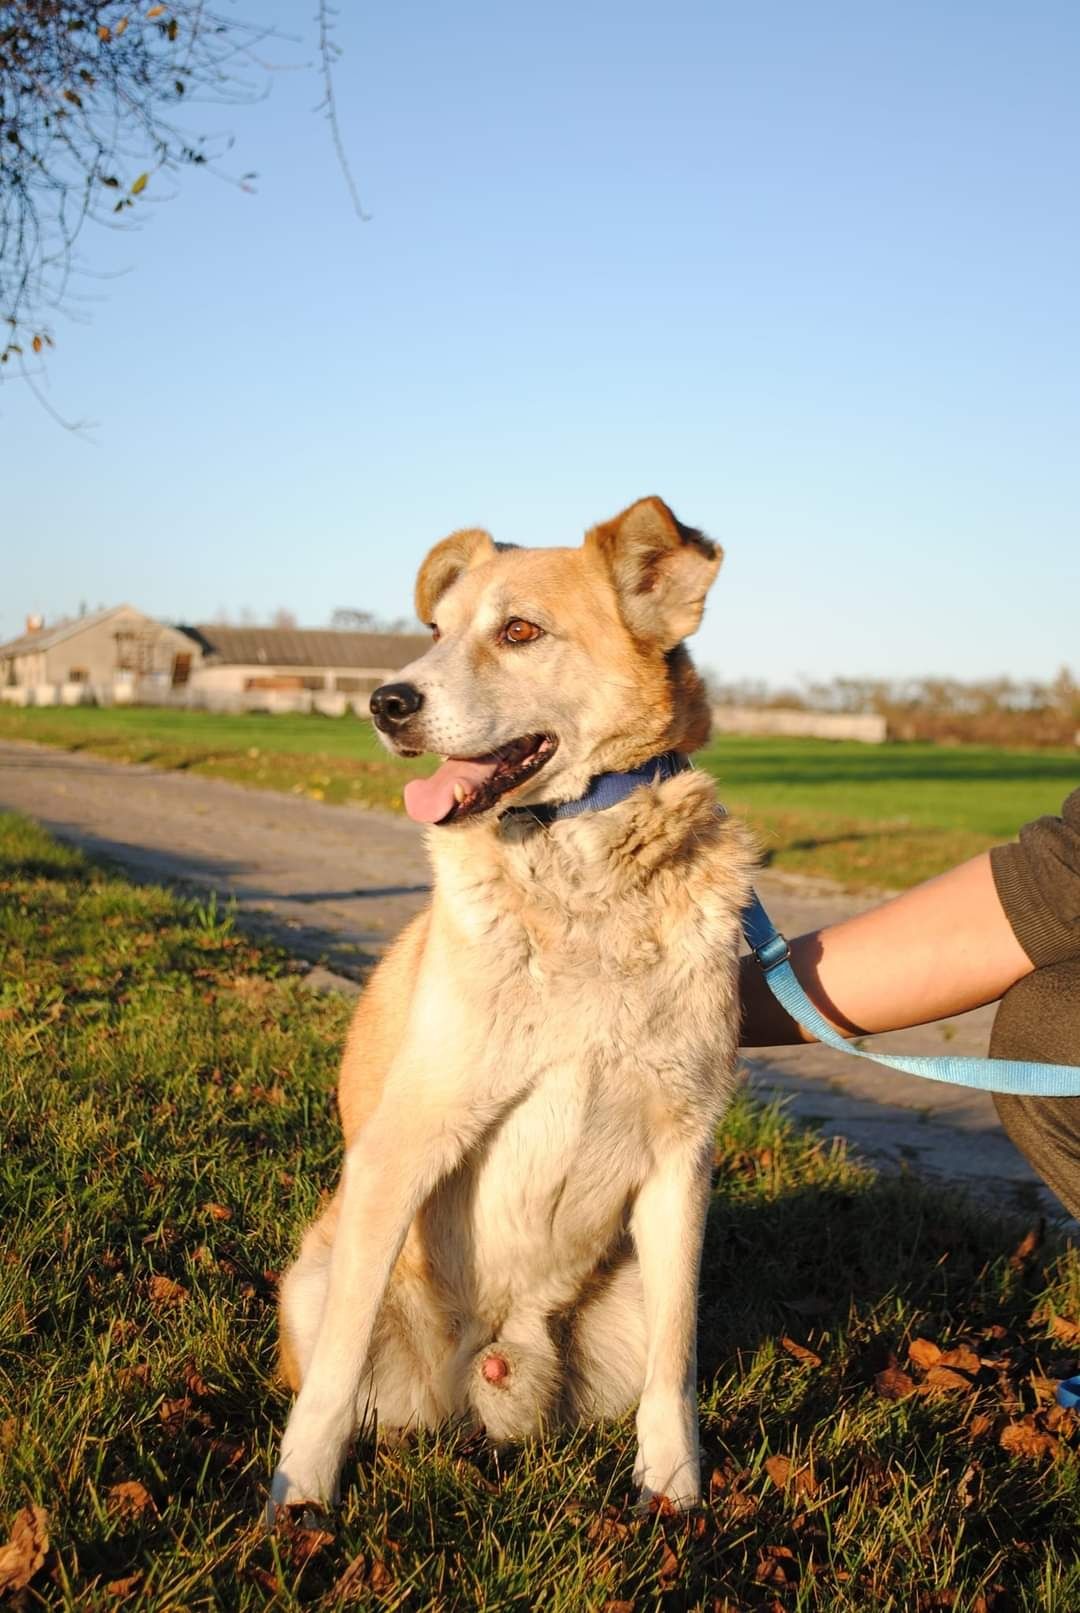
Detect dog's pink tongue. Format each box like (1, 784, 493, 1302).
(403, 757, 499, 824)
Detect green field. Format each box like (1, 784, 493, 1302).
(0, 705, 1075, 888)
(5, 810, 1080, 1609)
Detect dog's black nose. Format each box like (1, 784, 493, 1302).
(370, 682, 424, 729)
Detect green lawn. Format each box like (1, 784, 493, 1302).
(0, 705, 1075, 888)
(4, 812, 1080, 1609)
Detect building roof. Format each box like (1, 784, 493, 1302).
(0, 604, 147, 660)
(180, 624, 430, 670)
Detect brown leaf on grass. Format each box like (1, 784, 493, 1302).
(147, 1275, 187, 1309)
(998, 1418, 1060, 1462)
(1048, 1313, 1080, 1348)
(106, 1481, 156, 1522)
(908, 1337, 942, 1370)
(755, 1544, 800, 1588)
(158, 1395, 209, 1435)
(602, 1602, 635, 1613)
(780, 1335, 822, 1368)
(764, 1454, 794, 1489)
(1008, 1223, 1043, 1271)
(956, 1462, 981, 1509)
(967, 1412, 997, 1442)
(587, 1505, 632, 1544)
(105, 1572, 144, 1598)
(657, 1540, 680, 1590)
(874, 1365, 916, 1400)
(0, 1505, 49, 1594)
(922, 1347, 983, 1394)
(917, 1591, 957, 1611)
(0, 1419, 17, 1452)
(204, 1202, 233, 1222)
(116, 1363, 152, 1392)
(274, 1507, 335, 1568)
(1041, 1403, 1077, 1436)
(183, 1363, 212, 1399)
(765, 1454, 819, 1500)
(334, 1552, 394, 1599)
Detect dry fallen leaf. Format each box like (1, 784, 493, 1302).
(602, 1602, 635, 1613)
(105, 1572, 144, 1599)
(1048, 1313, 1080, 1348)
(956, 1462, 981, 1509)
(274, 1507, 336, 1567)
(756, 1544, 800, 1587)
(587, 1505, 632, 1544)
(764, 1454, 793, 1488)
(908, 1337, 942, 1370)
(781, 1335, 822, 1368)
(204, 1202, 233, 1222)
(922, 1347, 983, 1393)
(874, 1365, 916, 1400)
(106, 1480, 156, 1522)
(657, 1540, 680, 1590)
(1009, 1223, 1043, 1271)
(147, 1275, 188, 1309)
(0, 1504, 49, 1594)
(967, 1412, 996, 1442)
(183, 1363, 212, 1399)
(999, 1418, 1060, 1462)
(764, 1454, 817, 1498)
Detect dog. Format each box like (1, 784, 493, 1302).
(269, 496, 756, 1516)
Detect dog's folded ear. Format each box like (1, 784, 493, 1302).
(585, 497, 723, 649)
(415, 528, 498, 623)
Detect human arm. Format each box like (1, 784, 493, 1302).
(739, 850, 1035, 1047)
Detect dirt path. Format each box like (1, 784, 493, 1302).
(0, 738, 1062, 1220)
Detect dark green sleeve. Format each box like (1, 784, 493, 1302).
(991, 787, 1080, 967)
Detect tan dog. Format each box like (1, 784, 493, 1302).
(269, 497, 756, 1516)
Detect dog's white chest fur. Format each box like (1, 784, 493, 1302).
(420, 781, 749, 1328)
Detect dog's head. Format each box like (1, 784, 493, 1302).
(370, 496, 722, 826)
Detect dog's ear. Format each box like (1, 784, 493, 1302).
(585, 496, 722, 648)
(414, 528, 498, 623)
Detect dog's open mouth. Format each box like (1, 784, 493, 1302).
(404, 734, 558, 825)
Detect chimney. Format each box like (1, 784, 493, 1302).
(25, 614, 44, 635)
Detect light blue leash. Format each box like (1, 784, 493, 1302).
(742, 888, 1080, 1098)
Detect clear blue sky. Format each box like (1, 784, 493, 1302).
(2, 0, 1077, 686)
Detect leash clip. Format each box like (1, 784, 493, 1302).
(753, 932, 791, 974)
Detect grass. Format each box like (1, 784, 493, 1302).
(1, 706, 1076, 891)
(4, 811, 1080, 1609)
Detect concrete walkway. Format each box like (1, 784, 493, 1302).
(0, 738, 1061, 1220)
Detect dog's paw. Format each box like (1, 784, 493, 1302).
(266, 1455, 340, 1528)
(263, 1493, 335, 1535)
(633, 1422, 700, 1510)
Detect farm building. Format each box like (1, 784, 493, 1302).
(0, 610, 429, 714)
(0, 605, 201, 706)
(179, 624, 429, 710)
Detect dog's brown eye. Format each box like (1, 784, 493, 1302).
(502, 619, 543, 645)
(429, 623, 441, 642)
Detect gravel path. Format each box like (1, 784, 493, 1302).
(0, 738, 1061, 1220)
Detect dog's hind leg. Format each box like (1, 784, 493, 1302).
(565, 1255, 647, 1423)
(278, 1193, 341, 1393)
(280, 1196, 452, 1437)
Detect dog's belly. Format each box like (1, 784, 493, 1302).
(428, 1067, 648, 1327)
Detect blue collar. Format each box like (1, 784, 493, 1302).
(505, 750, 692, 826)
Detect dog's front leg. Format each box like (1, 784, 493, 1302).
(268, 1089, 487, 1516)
(630, 1134, 712, 1510)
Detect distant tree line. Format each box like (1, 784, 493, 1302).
(708, 668, 1079, 747)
